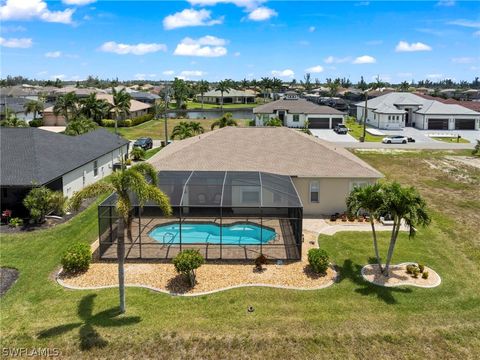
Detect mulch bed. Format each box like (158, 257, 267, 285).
(0, 268, 19, 297)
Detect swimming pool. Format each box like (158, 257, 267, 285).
(148, 222, 276, 245)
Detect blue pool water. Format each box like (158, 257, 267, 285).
(148, 223, 276, 245)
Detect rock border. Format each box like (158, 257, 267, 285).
(361, 262, 441, 288)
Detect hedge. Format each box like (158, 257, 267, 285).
(101, 113, 154, 128)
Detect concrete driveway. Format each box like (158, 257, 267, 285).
(377, 128, 480, 144)
(310, 129, 358, 142)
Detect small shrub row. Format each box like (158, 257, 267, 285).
(406, 263, 429, 279)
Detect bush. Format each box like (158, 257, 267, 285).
(172, 249, 205, 286)
(422, 271, 429, 279)
(49, 191, 67, 216)
(131, 113, 153, 126)
(125, 158, 132, 166)
(412, 267, 420, 278)
(418, 264, 425, 273)
(406, 264, 416, 274)
(131, 147, 146, 161)
(122, 119, 132, 127)
(29, 119, 43, 127)
(254, 254, 268, 270)
(61, 242, 91, 273)
(307, 248, 329, 274)
(101, 119, 116, 127)
(8, 217, 23, 228)
(23, 187, 66, 223)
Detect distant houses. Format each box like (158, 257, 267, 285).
(196, 89, 256, 105)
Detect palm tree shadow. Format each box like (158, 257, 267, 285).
(336, 259, 412, 305)
(38, 294, 141, 351)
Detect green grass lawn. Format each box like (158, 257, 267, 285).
(144, 147, 162, 160)
(1, 150, 479, 358)
(431, 136, 470, 144)
(346, 118, 385, 142)
(106, 118, 251, 140)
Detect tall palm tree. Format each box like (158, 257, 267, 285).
(64, 116, 98, 136)
(399, 81, 410, 92)
(196, 80, 210, 110)
(260, 77, 272, 103)
(215, 79, 232, 113)
(346, 183, 385, 271)
(111, 88, 131, 134)
(69, 163, 172, 313)
(80, 93, 110, 124)
(53, 92, 78, 123)
(210, 112, 238, 130)
(24, 100, 44, 121)
(271, 77, 283, 100)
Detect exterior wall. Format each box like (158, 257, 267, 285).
(414, 114, 479, 130)
(292, 177, 376, 216)
(61, 145, 128, 198)
(43, 111, 66, 126)
(375, 113, 404, 130)
(255, 112, 344, 128)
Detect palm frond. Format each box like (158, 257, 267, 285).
(68, 182, 114, 211)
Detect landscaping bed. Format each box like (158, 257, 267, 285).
(0, 267, 19, 297)
(361, 263, 441, 288)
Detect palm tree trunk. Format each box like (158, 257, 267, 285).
(370, 219, 382, 271)
(117, 218, 126, 313)
(220, 92, 224, 114)
(384, 217, 401, 276)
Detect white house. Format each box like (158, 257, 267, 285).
(253, 93, 345, 129)
(356, 92, 480, 130)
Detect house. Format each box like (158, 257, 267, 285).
(0, 128, 129, 216)
(129, 91, 160, 104)
(148, 126, 382, 216)
(253, 93, 345, 128)
(0, 97, 54, 121)
(197, 88, 256, 105)
(356, 92, 480, 130)
(42, 93, 152, 126)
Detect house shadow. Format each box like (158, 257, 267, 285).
(335, 258, 412, 305)
(38, 294, 141, 351)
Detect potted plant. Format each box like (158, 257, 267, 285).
(330, 214, 337, 222)
(254, 254, 268, 271)
(341, 213, 347, 222)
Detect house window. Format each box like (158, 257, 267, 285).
(93, 160, 98, 177)
(293, 114, 300, 122)
(388, 116, 391, 121)
(310, 181, 319, 203)
(350, 181, 368, 191)
(242, 190, 260, 203)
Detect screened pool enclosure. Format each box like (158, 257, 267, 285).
(98, 171, 303, 260)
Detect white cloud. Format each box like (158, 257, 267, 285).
(174, 36, 228, 57)
(355, 1, 370, 6)
(271, 69, 294, 78)
(0, 25, 26, 32)
(37, 70, 48, 76)
(436, 0, 455, 6)
(45, 50, 61, 58)
(426, 73, 444, 79)
(62, 0, 96, 5)
(448, 19, 480, 28)
(0, 0, 75, 24)
(51, 74, 66, 80)
(305, 65, 324, 73)
(99, 41, 167, 55)
(178, 70, 206, 80)
(248, 6, 277, 21)
(324, 56, 351, 64)
(353, 55, 376, 64)
(134, 73, 156, 80)
(233, 51, 240, 57)
(451, 57, 475, 64)
(188, 0, 265, 11)
(0, 36, 32, 48)
(163, 70, 175, 76)
(395, 41, 432, 52)
(308, 26, 316, 32)
(163, 8, 222, 30)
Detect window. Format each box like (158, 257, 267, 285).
(242, 191, 260, 203)
(388, 116, 391, 121)
(310, 181, 319, 203)
(293, 114, 300, 122)
(350, 181, 368, 191)
(93, 160, 98, 177)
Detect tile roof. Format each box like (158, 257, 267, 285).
(253, 98, 344, 115)
(148, 127, 382, 179)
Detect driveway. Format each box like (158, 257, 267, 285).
(376, 128, 480, 144)
(310, 129, 358, 142)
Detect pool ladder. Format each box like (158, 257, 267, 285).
(162, 232, 175, 245)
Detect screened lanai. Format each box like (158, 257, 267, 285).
(98, 171, 304, 261)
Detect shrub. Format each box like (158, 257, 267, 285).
(406, 264, 416, 274)
(172, 249, 205, 286)
(254, 254, 268, 270)
(29, 119, 43, 127)
(422, 271, 429, 279)
(49, 191, 67, 216)
(8, 217, 23, 228)
(125, 158, 132, 166)
(248, 119, 256, 127)
(131, 147, 146, 161)
(418, 264, 425, 273)
(131, 113, 153, 126)
(23, 187, 66, 223)
(307, 248, 329, 274)
(122, 119, 132, 127)
(101, 119, 116, 127)
(61, 242, 91, 273)
(412, 267, 420, 278)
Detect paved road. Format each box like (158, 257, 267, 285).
(335, 141, 475, 150)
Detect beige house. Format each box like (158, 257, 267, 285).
(149, 127, 382, 216)
(43, 93, 152, 126)
(197, 88, 256, 105)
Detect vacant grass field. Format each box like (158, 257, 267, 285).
(106, 118, 251, 140)
(1, 150, 479, 359)
(346, 118, 384, 142)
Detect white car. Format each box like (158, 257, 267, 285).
(382, 135, 409, 144)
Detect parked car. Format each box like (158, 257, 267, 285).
(133, 137, 153, 150)
(333, 124, 348, 134)
(382, 135, 409, 144)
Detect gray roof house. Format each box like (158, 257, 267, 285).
(253, 94, 345, 129)
(355, 92, 480, 130)
(0, 128, 129, 216)
(196, 88, 256, 105)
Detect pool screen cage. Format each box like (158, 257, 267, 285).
(98, 171, 303, 261)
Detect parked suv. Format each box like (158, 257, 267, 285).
(333, 124, 348, 134)
(133, 137, 153, 150)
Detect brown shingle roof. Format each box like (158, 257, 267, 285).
(253, 98, 344, 115)
(148, 127, 382, 179)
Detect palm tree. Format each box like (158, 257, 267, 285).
(196, 80, 210, 110)
(24, 100, 44, 121)
(172, 77, 189, 109)
(381, 182, 431, 276)
(111, 88, 131, 134)
(215, 79, 232, 113)
(80, 93, 110, 124)
(399, 81, 410, 92)
(53, 92, 78, 123)
(271, 77, 283, 100)
(1, 114, 28, 127)
(260, 77, 272, 103)
(346, 183, 385, 271)
(69, 163, 172, 313)
(171, 122, 194, 140)
(210, 112, 238, 130)
(64, 116, 98, 136)
(189, 121, 204, 135)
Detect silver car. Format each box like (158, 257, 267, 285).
(382, 135, 409, 144)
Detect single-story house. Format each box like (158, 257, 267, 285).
(197, 88, 256, 104)
(42, 93, 152, 126)
(356, 92, 480, 130)
(0, 128, 129, 216)
(253, 93, 345, 128)
(129, 91, 160, 104)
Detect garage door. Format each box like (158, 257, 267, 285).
(308, 118, 330, 129)
(455, 119, 475, 130)
(331, 118, 343, 127)
(428, 118, 448, 130)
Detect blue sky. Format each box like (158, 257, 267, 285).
(1, 0, 479, 83)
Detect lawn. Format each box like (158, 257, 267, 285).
(106, 118, 251, 140)
(431, 136, 470, 144)
(1, 150, 479, 358)
(144, 147, 162, 160)
(346, 118, 384, 142)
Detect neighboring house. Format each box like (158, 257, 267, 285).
(129, 91, 160, 104)
(148, 127, 382, 216)
(416, 93, 480, 113)
(197, 88, 256, 105)
(42, 93, 152, 126)
(0, 128, 129, 216)
(356, 92, 480, 130)
(253, 93, 345, 129)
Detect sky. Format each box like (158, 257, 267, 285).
(0, 0, 479, 83)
